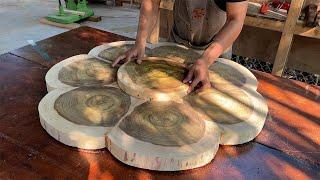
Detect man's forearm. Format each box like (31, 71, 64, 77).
(136, 0, 161, 46)
(202, 18, 244, 66)
(202, 1, 248, 66)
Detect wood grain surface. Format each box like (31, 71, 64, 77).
(45, 54, 117, 92)
(1, 27, 319, 179)
(118, 57, 189, 101)
(107, 101, 220, 171)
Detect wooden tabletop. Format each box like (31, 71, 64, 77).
(0, 26, 319, 179)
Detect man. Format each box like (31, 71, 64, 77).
(112, 0, 248, 93)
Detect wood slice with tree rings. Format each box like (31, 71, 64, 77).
(55, 86, 130, 127)
(45, 54, 117, 92)
(38, 86, 131, 149)
(185, 87, 268, 145)
(117, 57, 189, 101)
(98, 44, 135, 61)
(209, 58, 258, 90)
(119, 101, 205, 146)
(149, 43, 201, 64)
(88, 41, 136, 61)
(88, 41, 152, 62)
(58, 59, 116, 86)
(106, 101, 221, 171)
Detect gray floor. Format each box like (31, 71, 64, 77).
(0, 0, 139, 54)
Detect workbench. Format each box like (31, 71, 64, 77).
(0, 26, 319, 179)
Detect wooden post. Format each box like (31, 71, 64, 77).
(272, 0, 305, 76)
(148, 11, 160, 44)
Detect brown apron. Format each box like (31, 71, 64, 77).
(169, 0, 232, 59)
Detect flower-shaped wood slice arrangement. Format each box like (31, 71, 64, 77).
(39, 41, 268, 170)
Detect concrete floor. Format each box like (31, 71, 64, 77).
(0, 0, 139, 54)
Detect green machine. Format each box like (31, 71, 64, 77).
(46, 0, 94, 24)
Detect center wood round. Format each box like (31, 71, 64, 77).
(118, 58, 189, 100)
(54, 86, 130, 127)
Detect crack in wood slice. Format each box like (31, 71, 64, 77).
(209, 61, 247, 88)
(185, 88, 253, 125)
(54, 86, 131, 127)
(58, 58, 117, 87)
(119, 101, 205, 146)
(148, 45, 201, 64)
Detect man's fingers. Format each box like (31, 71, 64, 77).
(195, 81, 211, 93)
(183, 67, 195, 83)
(188, 78, 200, 93)
(125, 53, 133, 63)
(136, 53, 144, 64)
(112, 54, 126, 67)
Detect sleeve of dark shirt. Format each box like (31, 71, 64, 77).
(214, 0, 247, 12)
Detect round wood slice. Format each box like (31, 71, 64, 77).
(209, 58, 258, 90)
(38, 86, 131, 149)
(117, 57, 189, 101)
(185, 86, 268, 145)
(149, 42, 201, 64)
(106, 100, 221, 171)
(88, 41, 152, 62)
(45, 54, 117, 92)
(149, 42, 257, 90)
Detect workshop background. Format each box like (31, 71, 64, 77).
(0, 0, 319, 85)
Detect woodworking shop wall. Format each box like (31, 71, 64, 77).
(235, 0, 320, 75)
(233, 26, 320, 75)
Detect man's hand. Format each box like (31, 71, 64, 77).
(183, 59, 211, 93)
(112, 44, 146, 67)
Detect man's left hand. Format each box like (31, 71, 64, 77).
(183, 59, 211, 93)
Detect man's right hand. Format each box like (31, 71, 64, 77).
(111, 43, 146, 67)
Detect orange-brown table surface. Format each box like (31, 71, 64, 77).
(1, 26, 319, 179)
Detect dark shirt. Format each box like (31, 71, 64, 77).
(170, 0, 247, 49)
(214, 0, 247, 11)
